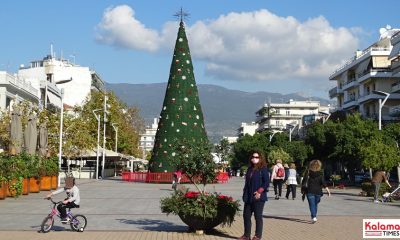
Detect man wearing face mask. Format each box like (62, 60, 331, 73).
(238, 151, 270, 240)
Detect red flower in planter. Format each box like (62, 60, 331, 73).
(218, 194, 233, 201)
(184, 191, 200, 198)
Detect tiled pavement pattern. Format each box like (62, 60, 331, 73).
(0, 177, 398, 240)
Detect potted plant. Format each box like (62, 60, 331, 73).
(0, 156, 6, 200)
(45, 156, 59, 189)
(26, 154, 41, 193)
(160, 140, 240, 233)
(3, 154, 24, 198)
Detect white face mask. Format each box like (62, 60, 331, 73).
(251, 158, 260, 164)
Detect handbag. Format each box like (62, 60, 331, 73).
(301, 170, 309, 194)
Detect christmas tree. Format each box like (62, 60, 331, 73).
(150, 20, 209, 172)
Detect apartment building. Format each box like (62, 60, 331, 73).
(0, 71, 39, 111)
(329, 26, 400, 122)
(237, 122, 258, 137)
(389, 31, 400, 116)
(17, 52, 105, 109)
(256, 99, 329, 133)
(139, 118, 158, 157)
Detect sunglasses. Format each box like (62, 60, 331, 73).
(252, 156, 260, 158)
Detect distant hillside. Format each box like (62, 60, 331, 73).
(106, 83, 331, 143)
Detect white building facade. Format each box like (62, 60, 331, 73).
(237, 122, 258, 137)
(17, 54, 104, 109)
(388, 31, 400, 116)
(329, 26, 400, 121)
(256, 99, 329, 133)
(0, 71, 39, 111)
(139, 118, 158, 157)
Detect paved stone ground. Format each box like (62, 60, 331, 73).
(0, 177, 399, 239)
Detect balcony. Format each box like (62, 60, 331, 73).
(342, 79, 359, 91)
(329, 86, 343, 99)
(330, 47, 391, 79)
(357, 69, 392, 83)
(342, 98, 358, 109)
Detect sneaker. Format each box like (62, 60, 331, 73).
(251, 236, 261, 240)
(238, 235, 250, 240)
(312, 217, 317, 223)
(61, 218, 69, 224)
(374, 200, 380, 203)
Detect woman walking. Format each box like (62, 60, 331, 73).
(238, 151, 270, 240)
(302, 160, 331, 223)
(270, 159, 285, 200)
(285, 163, 298, 200)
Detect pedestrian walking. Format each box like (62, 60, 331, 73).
(285, 163, 298, 200)
(301, 160, 331, 223)
(238, 151, 270, 240)
(172, 170, 182, 190)
(270, 159, 285, 200)
(371, 170, 391, 203)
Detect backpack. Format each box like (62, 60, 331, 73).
(276, 167, 285, 178)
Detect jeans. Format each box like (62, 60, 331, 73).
(243, 201, 265, 238)
(306, 193, 321, 219)
(286, 184, 297, 199)
(373, 182, 380, 201)
(273, 179, 284, 196)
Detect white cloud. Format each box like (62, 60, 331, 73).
(96, 6, 359, 89)
(95, 5, 160, 52)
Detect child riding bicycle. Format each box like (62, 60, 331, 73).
(46, 177, 80, 223)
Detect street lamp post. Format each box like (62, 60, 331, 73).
(372, 90, 390, 130)
(112, 123, 118, 177)
(319, 111, 331, 124)
(112, 123, 118, 152)
(102, 95, 109, 179)
(269, 132, 276, 142)
(288, 124, 298, 142)
(93, 109, 101, 180)
(57, 78, 72, 187)
(371, 90, 390, 179)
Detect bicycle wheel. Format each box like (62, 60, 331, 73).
(41, 216, 54, 233)
(70, 214, 87, 232)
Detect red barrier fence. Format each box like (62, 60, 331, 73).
(122, 172, 229, 184)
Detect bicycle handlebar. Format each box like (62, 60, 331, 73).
(44, 197, 62, 205)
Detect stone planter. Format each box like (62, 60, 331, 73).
(0, 182, 6, 200)
(22, 178, 30, 195)
(40, 176, 52, 191)
(51, 176, 58, 190)
(29, 177, 41, 193)
(178, 213, 224, 231)
(6, 179, 18, 197)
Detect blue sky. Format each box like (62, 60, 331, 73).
(0, 0, 399, 99)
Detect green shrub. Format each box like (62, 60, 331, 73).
(361, 182, 391, 197)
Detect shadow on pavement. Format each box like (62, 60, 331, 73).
(116, 218, 187, 231)
(203, 228, 238, 239)
(330, 191, 361, 197)
(116, 218, 238, 238)
(263, 215, 313, 224)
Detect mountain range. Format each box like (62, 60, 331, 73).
(106, 83, 332, 143)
